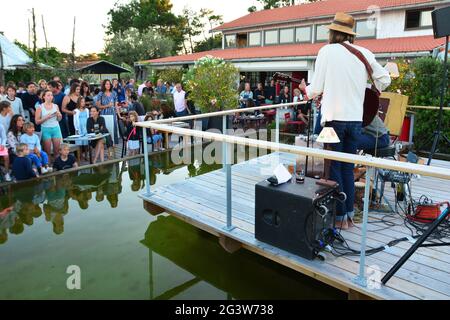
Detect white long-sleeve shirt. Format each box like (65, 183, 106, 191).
(306, 41, 391, 125)
(1, 96, 25, 117)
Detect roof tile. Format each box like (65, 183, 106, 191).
(141, 35, 444, 65)
(215, 0, 439, 31)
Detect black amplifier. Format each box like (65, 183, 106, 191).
(255, 177, 343, 260)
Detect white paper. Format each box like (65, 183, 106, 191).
(273, 164, 292, 184)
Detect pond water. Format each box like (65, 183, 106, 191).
(0, 150, 345, 300)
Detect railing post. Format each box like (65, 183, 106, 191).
(142, 126, 151, 197)
(223, 115, 234, 231)
(275, 108, 280, 144)
(354, 166, 374, 287)
(222, 115, 226, 172)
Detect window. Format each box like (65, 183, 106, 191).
(248, 32, 261, 46)
(315, 24, 328, 42)
(236, 33, 248, 48)
(405, 9, 433, 29)
(356, 20, 376, 38)
(264, 30, 279, 45)
(280, 28, 294, 44)
(225, 34, 236, 48)
(295, 26, 312, 43)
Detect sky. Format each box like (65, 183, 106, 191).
(0, 0, 258, 54)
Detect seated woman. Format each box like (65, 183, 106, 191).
(293, 88, 308, 124)
(144, 114, 164, 151)
(357, 115, 390, 151)
(7, 115, 25, 161)
(86, 106, 113, 163)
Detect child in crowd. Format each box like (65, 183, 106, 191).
(0, 122, 11, 181)
(126, 111, 141, 156)
(144, 113, 164, 151)
(19, 122, 51, 174)
(0, 101, 13, 133)
(12, 143, 37, 181)
(53, 143, 78, 171)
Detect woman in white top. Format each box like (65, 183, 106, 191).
(35, 90, 63, 162)
(300, 12, 391, 229)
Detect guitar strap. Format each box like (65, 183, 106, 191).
(340, 42, 380, 95)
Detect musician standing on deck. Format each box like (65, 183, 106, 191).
(300, 12, 391, 229)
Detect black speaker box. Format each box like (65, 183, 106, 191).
(432, 6, 450, 38)
(255, 177, 338, 260)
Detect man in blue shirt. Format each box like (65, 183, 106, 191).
(113, 79, 126, 103)
(155, 79, 167, 95)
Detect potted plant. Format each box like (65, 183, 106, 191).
(184, 55, 239, 131)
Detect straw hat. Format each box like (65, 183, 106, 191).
(327, 12, 357, 36)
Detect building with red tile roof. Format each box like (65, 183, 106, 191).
(136, 0, 448, 88)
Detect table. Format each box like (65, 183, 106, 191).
(234, 114, 265, 131)
(64, 133, 110, 164)
(163, 121, 190, 149)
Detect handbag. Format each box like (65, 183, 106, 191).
(340, 42, 380, 127)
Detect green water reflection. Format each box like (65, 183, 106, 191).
(0, 151, 344, 300)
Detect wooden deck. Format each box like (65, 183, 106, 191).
(140, 152, 450, 300)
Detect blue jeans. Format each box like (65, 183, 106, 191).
(176, 109, 188, 117)
(314, 110, 322, 135)
(357, 133, 390, 151)
(327, 121, 362, 221)
(27, 151, 49, 168)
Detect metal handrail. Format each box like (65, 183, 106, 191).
(149, 101, 308, 124)
(136, 103, 450, 289)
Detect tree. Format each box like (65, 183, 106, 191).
(104, 28, 173, 67)
(194, 34, 223, 53)
(184, 56, 239, 113)
(248, 0, 321, 12)
(180, 7, 204, 54)
(105, 0, 183, 53)
(199, 9, 223, 40)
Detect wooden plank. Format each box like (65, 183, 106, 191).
(162, 184, 255, 223)
(154, 189, 255, 233)
(143, 200, 165, 216)
(338, 233, 450, 297)
(219, 234, 242, 253)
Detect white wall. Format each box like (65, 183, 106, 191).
(377, 10, 433, 39)
(234, 60, 309, 72)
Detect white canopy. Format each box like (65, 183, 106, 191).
(0, 33, 32, 70)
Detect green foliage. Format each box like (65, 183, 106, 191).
(104, 28, 173, 67)
(184, 56, 239, 113)
(388, 57, 450, 153)
(194, 34, 223, 53)
(410, 58, 450, 153)
(248, 0, 321, 12)
(106, 0, 183, 53)
(139, 93, 174, 113)
(157, 68, 184, 85)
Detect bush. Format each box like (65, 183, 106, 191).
(410, 58, 450, 153)
(157, 68, 184, 85)
(387, 57, 450, 153)
(184, 55, 239, 113)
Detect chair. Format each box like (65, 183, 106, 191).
(380, 92, 409, 142)
(102, 115, 116, 158)
(284, 112, 305, 134)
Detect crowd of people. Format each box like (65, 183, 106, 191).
(238, 79, 311, 131)
(0, 74, 195, 183)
